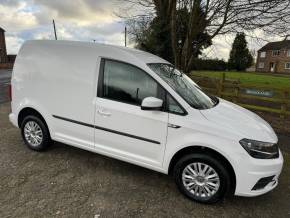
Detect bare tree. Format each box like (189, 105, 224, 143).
(117, 0, 290, 73)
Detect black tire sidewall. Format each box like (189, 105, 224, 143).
(173, 153, 230, 204)
(21, 115, 50, 151)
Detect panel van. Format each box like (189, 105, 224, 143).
(9, 40, 283, 203)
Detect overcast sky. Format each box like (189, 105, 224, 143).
(0, 0, 283, 60)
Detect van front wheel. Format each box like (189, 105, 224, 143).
(20, 115, 51, 151)
(173, 153, 231, 204)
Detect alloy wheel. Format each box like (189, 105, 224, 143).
(24, 121, 43, 147)
(182, 162, 220, 198)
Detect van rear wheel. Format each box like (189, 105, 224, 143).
(20, 115, 51, 151)
(173, 153, 231, 204)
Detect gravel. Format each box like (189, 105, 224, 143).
(0, 103, 289, 218)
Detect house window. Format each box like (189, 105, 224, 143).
(285, 63, 290, 70)
(288, 50, 290, 57)
(260, 51, 266, 58)
(272, 50, 280, 56)
(258, 62, 265, 69)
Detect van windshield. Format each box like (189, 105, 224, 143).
(147, 63, 218, 110)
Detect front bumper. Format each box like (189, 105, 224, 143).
(235, 150, 283, 197)
(9, 113, 18, 128)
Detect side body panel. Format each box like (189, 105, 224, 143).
(94, 97, 168, 168)
(12, 42, 98, 148)
(163, 110, 245, 174)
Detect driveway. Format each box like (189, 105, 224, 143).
(0, 103, 289, 218)
(0, 69, 12, 103)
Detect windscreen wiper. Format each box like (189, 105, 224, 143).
(170, 65, 183, 77)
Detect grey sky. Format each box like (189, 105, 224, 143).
(0, 0, 283, 60)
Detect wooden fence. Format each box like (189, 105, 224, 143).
(190, 73, 290, 131)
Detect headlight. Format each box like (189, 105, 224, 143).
(239, 138, 279, 159)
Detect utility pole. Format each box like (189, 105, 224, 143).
(53, 19, 57, 40)
(125, 26, 127, 47)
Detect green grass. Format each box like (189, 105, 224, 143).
(190, 71, 290, 89)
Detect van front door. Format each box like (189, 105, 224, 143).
(93, 59, 168, 168)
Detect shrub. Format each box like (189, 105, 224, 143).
(191, 58, 227, 71)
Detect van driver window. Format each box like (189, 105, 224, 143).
(103, 60, 159, 105)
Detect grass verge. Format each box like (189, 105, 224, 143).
(190, 71, 290, 89)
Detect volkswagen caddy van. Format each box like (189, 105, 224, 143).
(9, 40, 283, 203)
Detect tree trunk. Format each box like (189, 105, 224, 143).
(170, 0, 178, 66)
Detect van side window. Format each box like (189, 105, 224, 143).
(166, 94, 185, 115)
(101, 59, 159, 105)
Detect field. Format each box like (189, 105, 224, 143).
(190, 71, 290, 89)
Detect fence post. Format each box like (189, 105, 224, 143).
(233, 84, 239, 103)
(232, 79, 240, 104)
(218, 73, 225, 97)
(280, 91, 288, 131)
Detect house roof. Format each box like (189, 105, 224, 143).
(258, 40, 290, 51)
(0, 27, 5, 32)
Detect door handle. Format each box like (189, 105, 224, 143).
(97, 110, 111, 117)
(168, 123, 181, 129)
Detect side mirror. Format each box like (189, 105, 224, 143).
(141, 97, 163, 111)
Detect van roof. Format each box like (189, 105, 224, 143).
(24, 40, 170, 64)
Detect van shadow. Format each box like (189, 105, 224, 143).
(48, 140, 171, 183)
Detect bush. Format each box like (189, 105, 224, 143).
(191, 58, 228, 71)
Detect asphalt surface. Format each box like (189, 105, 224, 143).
(0, 69, 12, 104)
(0, 103, 290, 218)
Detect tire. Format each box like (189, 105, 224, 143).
(173, 153, 231, 204)
(20, 115, 51, 151)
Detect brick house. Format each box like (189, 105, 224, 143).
(0, 27, 8, 63)
(0, 27, 16, 69)
(256, 40, 290, 73)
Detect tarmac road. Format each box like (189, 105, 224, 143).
(0, 69, 12, 103)
(0, 103, 290, 218)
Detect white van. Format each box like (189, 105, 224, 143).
(9, 40, 283, 203)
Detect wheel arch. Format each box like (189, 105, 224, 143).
(168, 145, 236, 194)
(18, 107, 50, 136)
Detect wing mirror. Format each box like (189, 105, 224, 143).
(141, 97, 163, 111)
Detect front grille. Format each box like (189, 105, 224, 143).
(252, 175, 275, 190)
